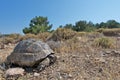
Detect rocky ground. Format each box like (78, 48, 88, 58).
(0, 38, 120, 80)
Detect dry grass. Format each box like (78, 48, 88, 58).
(20, 32, 51, 42)
(37, 32, 51, 41)
(0, 34, 22, 44)
(97, 28, 120, 36)
(93, 37, 115, 48)
(77, 32, 87, 37)
(47, 28, 77, 41)
(20, 33, 37, 40)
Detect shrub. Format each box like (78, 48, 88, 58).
(1, 37, 15, 44)
(84, 26, 96, 32)
(96, 28, 120, 36)
(8, 33, 22, 43)
(47, 28, 76, 41)
(8, 33, 21, 39)
(20, 33, 37, 40)
(102, 28, 120, 36)
(37, 32, 51, 41)
(0, 33, 22, 44)
(87, 32, 104, 39)
(20, 32, 51, 41)
(52, 37, 81, 53)
(96, 28, 104, 33)
(77, 32, 87, 37)
(93, 37, 115, 48)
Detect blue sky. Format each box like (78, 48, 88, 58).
(0, 0, 120, 34)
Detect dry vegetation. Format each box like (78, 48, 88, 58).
(97, 28, 120, 36)
(93, 37, 115, 48)
(47, 28, 77, 41)
(0, 28, 120, 80)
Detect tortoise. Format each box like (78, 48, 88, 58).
(6, 39, 57, 70)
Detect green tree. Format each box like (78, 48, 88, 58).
(84, 26, 96, 32)
(84, 21, 96, 32)
(59, 25, 63, 28)
(23, 16, 52, 34)
(95, 23, 100, 29)
(63, 24, 73, 29)
(106, 20, 120, 28)
(73, 20, 87, 31)
(98, 22, 107, 28)
(87, 21, 95, 27)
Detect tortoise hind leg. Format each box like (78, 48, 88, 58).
(36, 58, 50, 72)
(36, 53, 57, 72)
(48, 53, 57, 65)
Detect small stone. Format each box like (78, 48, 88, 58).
(99, 58, 106, 63)
(68, 74, 72, 78)
(105, 51, 111, 54)
(0, 63, 6, 70)
(56, 55, 60, 59)
(0, 44, 5, 49)
(94, 57, 106, 63)
(34, 72, 40, 77)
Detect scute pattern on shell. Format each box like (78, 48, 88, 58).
(13, 39, 53, 53)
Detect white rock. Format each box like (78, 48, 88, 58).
(94, 57, 106, 63)
(34, 72, 40, 77)
(5, 68, 25, 78)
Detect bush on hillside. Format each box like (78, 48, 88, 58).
(1, 37, 15, 44)
(20, 33, 37, 40)
(47, 28, 76, 41)
(96, 28, 104, 33)
(8, 33, 21, 39)
(20, 32, 51, 41)
(102, 28, 120, 36)
(93, 37, 115, 48)
(77, 32, 87, 37)
(37, 32, 51, 41)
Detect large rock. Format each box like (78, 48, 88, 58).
(46, 40, 62, 50)
(5, 68, 25, 79)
